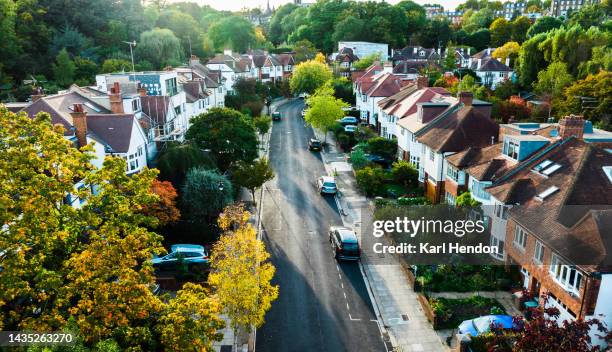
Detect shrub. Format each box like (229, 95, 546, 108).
(367, 137, 397, 160)
(355, 166, 387, 196)
(391, 160, 418, 188)
(349, 149, 370, 170)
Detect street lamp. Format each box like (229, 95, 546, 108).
(122, 40, 137, 80)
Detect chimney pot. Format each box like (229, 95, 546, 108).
(416, 76, 429, 90)
(559, 114, 585, 140)
(109, 82, 124, 114)
(459, 91, 473, 106)
(70, 103, 88, 148)
(477, 58, 482, 70)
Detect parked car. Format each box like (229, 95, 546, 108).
(344, 125, 358, 133)
(308, 138, 322, 151)
(338, 116, 359, 126)
(365, 153, 392, 168)
(317, 176, 337, 195)
(151, 244, 209, 271)
(329, 226, 361, 261)
(301, 109, 306, 118)
(458, 315, 515, 336)
(272, 111, 281, 121)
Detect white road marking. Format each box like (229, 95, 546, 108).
(343, 292, 347, 299)
(349, 314, 361, 321)
(341, 282, 344, 289)
(336, 265, 340, 271)
(346, 303, 350, 311)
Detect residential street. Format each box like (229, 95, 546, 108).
(256, 100, 387, 352)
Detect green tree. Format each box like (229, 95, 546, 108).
(489, 18, 512, 47)
(253, 115, 272, 140)
(292, 39, 317, 63)
(454, 75, 488, 100)
(186, 108, 259, 171)
(465, 28, 492, 51)
(332, 16, 366, 43)
(156, 9, 200, 57)
(209, 204, 278, 351)
(456, 191, 481, 206)
(136, 28, 182, 69)
(208, 16, 256, 53)
(305, 88, 348, 143)
(232, 158, 275, 204)
(52, 48, 75, 87)
(526, 16, 562, 38)
(156, 142, 216, 186)
(492, 41, 520, 66)
(517, 32, 548, 87)
(350, 148, 370, 170)
(182, 167, 233, 220)
(352, 53, 382, 71)
(578, 46, 612, 78)
(417, 18, 453, 48)
(566, 4, 608, 29)
(355, 166, 387, 197)
(101, 58, 132, 73)
(391, 160, 418, 189)
(511, 16, 532, 43)
(73, 57, 98, 85)
(560, 70, 611, 130)
(289, 60, 333, 95)
(534, 61, 573, 100)
(268, 3, 298, 45)
(367, 137, 398, 160)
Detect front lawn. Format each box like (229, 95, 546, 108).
(414, 265, 513, 292)
(429, 295, 506, 330)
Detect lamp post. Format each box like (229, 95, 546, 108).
(122, 40, 137, 82)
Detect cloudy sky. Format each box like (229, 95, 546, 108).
(182, 0, 464, 12)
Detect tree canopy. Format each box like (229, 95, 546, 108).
(289, 60, 333, 95)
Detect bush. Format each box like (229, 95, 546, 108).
(391, 160, 418, 188)
(349, 149, 370, 170)
(356, 166, 387, 196)
(428, 296, 506, 330)
(397, 197, 428, 206)
(367, 137, 397, 160)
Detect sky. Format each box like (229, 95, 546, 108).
(181, 0, 465, 13)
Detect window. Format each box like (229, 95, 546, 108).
(503, 139, 519, 159)
(549, 254, 583, 294)
(498, 72, 505, 77)
(447, 165, 459, 182)
(174, 106, 181, 115)
(429, 149, 435, 161)
(131, 99, 141, 112)
(137, 146, 143, 157)
(410, 155, 420, 170)
(514, 225, 527, 250)
(445, 192, 456, 205)
(495, 204, 508, 220)
(472, 180, 490, 200)
(541, 163, 562, 176)
(490, 236, 505, 259)
(165, 78, 178, 96)
(534, 240, 545, 263)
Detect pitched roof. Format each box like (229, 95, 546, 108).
(393, 60, 441, 74)
(392, 46, 440, 61)
(417, 105, 499, 153)
(140, 95, 171, 125)
(470, 57, 512, 72)
(336, 47, 359, 62)
(86, 114, 134, 153)
(446, 143, 514, 182)
(275, 53, 295, 66)
(365, 73, 411, 97)
(496, 140, 612, 272)
(471, 48, 496, 60)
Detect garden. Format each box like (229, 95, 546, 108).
(413, 265, 514, 293)
(428, 295, 506, 330)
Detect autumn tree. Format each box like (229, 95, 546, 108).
(0, 107, 223, 349)
(492, 41, 520, 66)
(209, 204, 278, 351)
(489, 18, 512, 47)
(560, 70, 611, 130)
(289, 60, 333, 95)
(232, 158, 275, 205)
(141, 179, 181, 227)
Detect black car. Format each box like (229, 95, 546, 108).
(272, 111, 281, 121)
(308, 138, 322, 151)
(329, 226, 360, 261)
(365, 153, 392, 168)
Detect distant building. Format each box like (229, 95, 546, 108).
(391, 46, 441, 65)
(424, 4, 444, 18)
(496, 1, 527, 20)
(293, 0, 316, 7)
(338, 41, 389, 62)
(550, 0, 600, 17)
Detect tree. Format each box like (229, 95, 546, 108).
(136, 28, 182, 69)
(232, 158, 275, 204)
(526, 16, 562, 38)
(578, 46, 612, 78)
(352, 53, 382, 71)
(253, 115, 272, 140)
(289, 60, 333, 95)
(73, 57, 98, 85)
(497, 100, 532, 123)
(209, 204, 278, 351)
(292, 39, 317, 63)
(391, 160, 418, 189)
(314, 52, 326, 64)
(454, 75, 488, 100)
(367, 137, 398, 160)
(489, 18, 512, 47)
(534, 61, 573, 102)
(141, 179, 181, 227)
(0, 108, 226, 349)
(332, 15, 366, 43)
(561, 71, 611, 130)
(566, 4, 608, 29)
(207, 16, 256, 53)
(462, 8, 495, 33)
(417, 18, 453, 49)
(517, 32, 548, 87)
(492, 42, 520, 66)
(101, 58, 132, 73)
(465, 28, 492, 51)
(355, 166, 387, 197)
(156, 283, 225, 351)
(156, 142, 216, 186)
(156, 9, 200, 57)
(510, 16, 532, 43)
(186, 108, 259, 171)
(456, 191, 480, 206)
(181, 167, 233, 220)
(268, 3, 298, 45)
(305, 88, 348, 143)
(52, 48, 75, 87)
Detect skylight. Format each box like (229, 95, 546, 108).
(536, 186, 559, 201)
(533, 159, 552, 172)
(604, 166, 612, 184)
(83, 102, 101, 113)
(541, 163, 562, 176)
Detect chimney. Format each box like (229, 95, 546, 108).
(70, 104, 88, 148)
(109, 82, 124, 114)
(413, 47, 418, 54)
(505, 57, 511, 67)
(31, 87, 45, 102)
(459, 91, 473, 106)
(416, 75, 429, 90)
(383, 62, 393, 73)
(558, 114, 585, 139)
(477, 58, 482, 70)
(487, 48, 491, 55)
(138, 86, 147, 97)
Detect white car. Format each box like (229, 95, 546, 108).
(301, 109, 306, 118)
(317, 176, 338, 195)
(344, 125, 358, 133)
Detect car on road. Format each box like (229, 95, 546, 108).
(344, 125, 358, 133)
(301, 109, 306, 118)
(151, 244, 209, 271)
(272, 111, 281, 121)
(308, 138, 322, 151)
(329, 226, 361, 261)
(317, 176, 337, 195)
(338, 116, 359, 126)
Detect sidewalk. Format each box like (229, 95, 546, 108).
(315, 129, 448, 352)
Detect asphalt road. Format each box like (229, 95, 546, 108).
(256, 100, 387, 352)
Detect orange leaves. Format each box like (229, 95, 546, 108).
(141, 179, 181, 227)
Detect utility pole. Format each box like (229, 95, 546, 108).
(123, 41, 137, 81)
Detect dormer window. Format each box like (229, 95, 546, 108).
(503, 139, 519, 160)
(419, 51, 425, 57)
(536, 186, 559, 201)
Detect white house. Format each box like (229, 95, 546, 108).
(206, 50, 252, 92)
(338, 41, 389, 61)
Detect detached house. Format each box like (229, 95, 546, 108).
(206, 50, 252, 92)
(249, 51, 295, 83)
(391, 46, 440, 65)
(332, 47, 359, 77)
